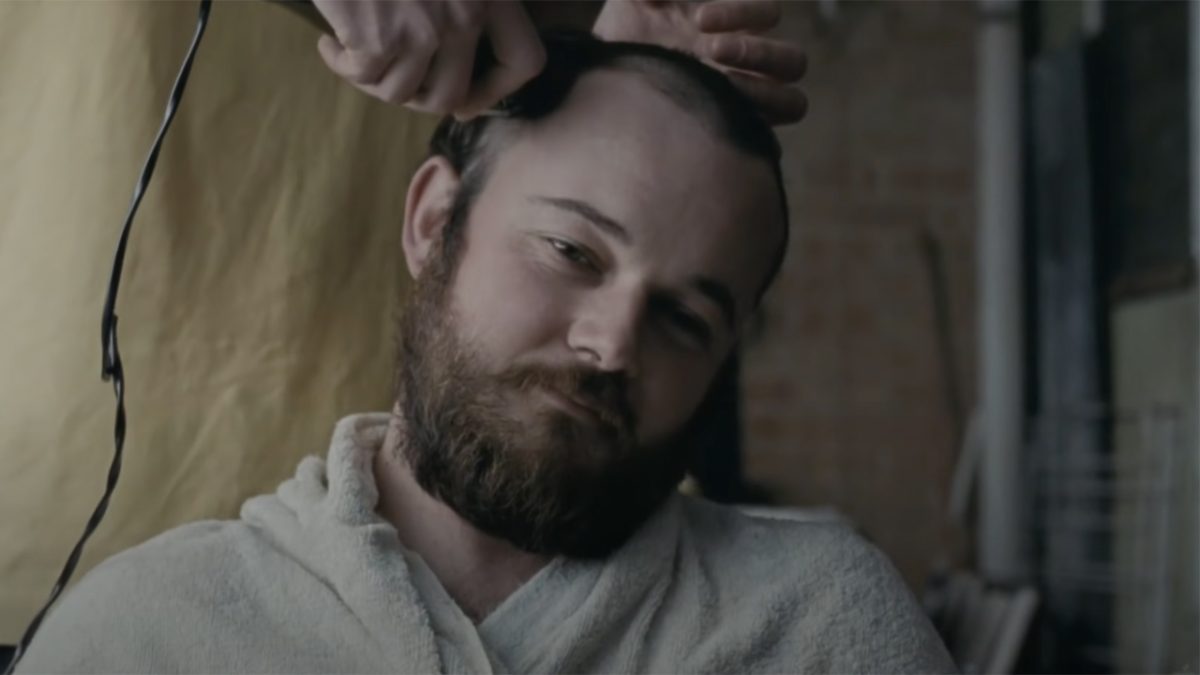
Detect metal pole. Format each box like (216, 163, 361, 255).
(976, 0, 1027, 583)
(1187, 0, 1200, 650)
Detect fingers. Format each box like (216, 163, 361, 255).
(318, 34, 396, 85)
(408, 33, 481, 113)
(705, 34, 807, 82)
(313, 0, 497, 112)
(724, 72, 808, 125)
(455, 2, 546, 118)
(696, 0, 783, 33)
(319, 17, 438, 104)
(354, 46, 436, 105)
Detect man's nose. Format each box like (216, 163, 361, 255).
(566, 290, 642, 377)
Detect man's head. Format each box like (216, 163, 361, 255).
(393, 34, 789, 558)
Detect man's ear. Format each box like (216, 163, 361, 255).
(403, 155, 462, 280)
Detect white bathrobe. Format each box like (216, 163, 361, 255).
(19, 414, 955, 674)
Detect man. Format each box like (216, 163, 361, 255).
(0, 0, 803, 645)
(17, 31, 953, 675)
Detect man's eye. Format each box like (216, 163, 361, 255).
(547, 238, 596, 270)
(665, 306, 713, 349)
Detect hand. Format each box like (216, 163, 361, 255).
(592, 0, 808, 125)
(313, 0, 546, 118)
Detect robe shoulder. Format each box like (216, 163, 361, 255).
(674, 497, 957, 674)
(16, 520, 291, 673)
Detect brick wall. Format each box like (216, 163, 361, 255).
(742, 1, 978, 589)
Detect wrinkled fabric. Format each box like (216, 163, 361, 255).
(19, 414, 956, 674)
(0, 1, 437, 641)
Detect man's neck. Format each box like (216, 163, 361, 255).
(374, 414, 552, 623)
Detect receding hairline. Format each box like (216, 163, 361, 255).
(468, 56, 777, 167)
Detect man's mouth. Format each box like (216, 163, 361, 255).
(538, 386, 608, 426)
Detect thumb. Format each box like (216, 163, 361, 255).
(455, 3, 546, 118)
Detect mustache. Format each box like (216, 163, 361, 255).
(497, 365, 635, 431)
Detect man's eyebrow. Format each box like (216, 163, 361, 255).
(693, 277, 737, 331)
(529, 195, 631, 244)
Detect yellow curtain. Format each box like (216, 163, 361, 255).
(0, 0, 435, 640)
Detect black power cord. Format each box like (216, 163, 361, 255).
(3, 1, 213, 671)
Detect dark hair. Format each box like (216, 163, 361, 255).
(428, 31, 790, 305)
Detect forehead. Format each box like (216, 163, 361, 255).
(475, 70, 784, 312)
